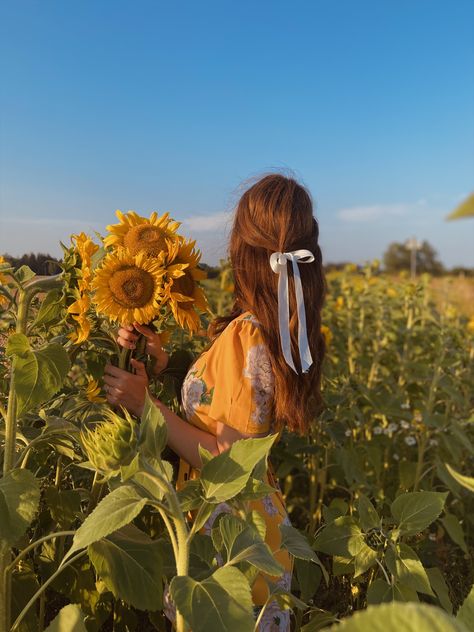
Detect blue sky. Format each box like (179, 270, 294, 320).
(1, 0, 473, 267)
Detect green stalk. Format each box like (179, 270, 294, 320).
(140, 468, 189, 632)
(1, 275, 63, 632)
(10, 551, 87, 631)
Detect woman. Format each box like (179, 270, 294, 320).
(103, 173, 326, 630)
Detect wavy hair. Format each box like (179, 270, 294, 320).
(209, 174, 327, 435)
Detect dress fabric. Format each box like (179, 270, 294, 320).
(175, 311, 294, 631)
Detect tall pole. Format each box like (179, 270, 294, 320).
(405, 236, 422, 279)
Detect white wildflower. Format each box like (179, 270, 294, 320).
(373, 426, 383, 435)
(404, 436, 417, 446)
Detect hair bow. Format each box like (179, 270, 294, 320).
(269, 249, 315, 374)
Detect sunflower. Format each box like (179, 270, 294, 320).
(85, 376, 106, 403)
(67, 233, 99, 344)
(104, 210, 181, 258)
(320, 325, 332, 347)
(92, 250, 165, 324)
(68, 294, 92, 344)
(165, 239, 208, 332)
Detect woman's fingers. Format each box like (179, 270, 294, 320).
(133, 322, 155, 338)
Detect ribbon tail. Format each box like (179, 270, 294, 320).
(292, 258, 313, 373)
(277, 264, 297, 374)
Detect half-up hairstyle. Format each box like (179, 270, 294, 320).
(209, 174, 327, 435)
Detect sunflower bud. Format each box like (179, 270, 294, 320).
(81, 409, 138, 477)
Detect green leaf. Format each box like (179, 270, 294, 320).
(177, 479, 203, 512)
(219, 515, 284, 576)
(45, 487, 81, 528)
(300, 609, 338, 631)
(385, 543, 434, 596)
(200, 434, 277, 503)
(280, 524, 328, 582)
(33, 289, 63, 327)
(353, 542, 378, 577)
(10, 340, 70, 416)
(445, 464, 474, 493)
(324, 602, 466, 632)
(426, 567, 452, 614)
(88, 524, 163, 611)
(441, 513, 468, 554)
(0, 469, 40, 547)
(457, 585, 474, 629)
(235, 477, 276, 501)
(138, 391, 167, 459)
(43, 604, 87, 632)
(170, 566, 254, 632)
(6, 333, 31, 357)
(391, 492, 448, 536)
(65, 485, 147, 559)
(357, 494, 380, 532)
(14, 265, 36, 284)
(367, 579, 419, 605)
(313, 516, 364, 557)
(295, 558, 322, 603)
(198, 444, 214, 467)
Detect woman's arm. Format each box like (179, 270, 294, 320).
(103, 362, 261, 469)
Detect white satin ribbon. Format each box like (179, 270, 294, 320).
(269, 249, 315, 374)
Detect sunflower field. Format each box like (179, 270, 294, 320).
(0, 214, 473, 632)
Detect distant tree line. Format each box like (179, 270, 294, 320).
(1, 242, 472, 278)
(2, 253, 61, 276)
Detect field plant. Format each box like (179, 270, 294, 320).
(0, 252, 473, 632)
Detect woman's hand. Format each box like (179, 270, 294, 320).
(103, 360, 149, 417)
(117, 322, 169, 375)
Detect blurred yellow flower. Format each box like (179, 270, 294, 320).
(344, 263, 358, 273)
(445, 305, 457, 320)
(386, 288, 397, 298)
(321, 325, 332, 346)
(335, 296, 344, 310)
(467, 317, 474, 333)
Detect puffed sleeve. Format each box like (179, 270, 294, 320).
(208, 318, 275, 434)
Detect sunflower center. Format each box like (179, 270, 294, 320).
(173, 274, 195, 310)
(109, 267, 155, 307)
(124, 225, 167, 256)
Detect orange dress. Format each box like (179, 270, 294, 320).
(177, 311, 293, 628)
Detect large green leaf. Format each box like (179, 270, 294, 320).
(357, 494, 380, 532)
(441, 513, 468, 554)
(445, 464, 474, 493)
(7, 334, 70, 416)
(43, 604, 87, 631)
(280, 524, 328, 582)
(65, 485, 147, 559)
(218, 514, 284, 576)
(391, 491, 447, 536)
(426, 567, 452, 614)
(32, 289, 63, 327)
(367, 578, 419, 605)
(88, 524, 163, 611)
(138, 391, 167, 460)
(170, 566, 254, 632)
(313, 516, 364, 557)
(200, 434, 277, 503)
(0, 469, 40, 547)
(353, 542, 378, 578)
(325, 602, 467, 632)
(385, 543, 434, 596)
(457, 585, 474, 629)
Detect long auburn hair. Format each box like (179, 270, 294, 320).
(208, 174, 327, 435)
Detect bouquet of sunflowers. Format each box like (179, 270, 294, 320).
(63, 210, 209, 365)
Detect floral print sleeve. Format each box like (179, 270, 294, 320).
(207, 317, 275, 434)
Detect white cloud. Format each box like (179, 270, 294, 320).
(180, 210, 233, 232)
(336, 200, 427, 223)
